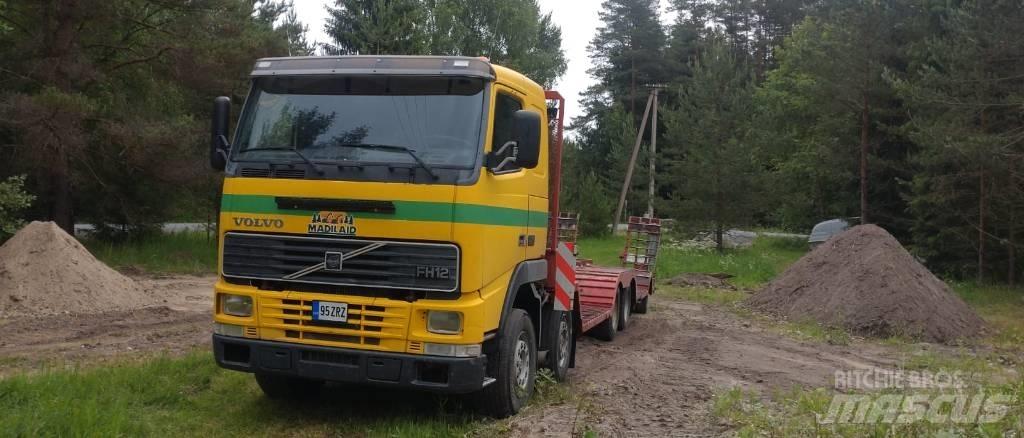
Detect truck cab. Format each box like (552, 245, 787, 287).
(209, 55, 571, 417)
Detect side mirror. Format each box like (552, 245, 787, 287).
(487, 110, 541, 173)
(210, 96, 231, 171)
(512, 110, 541, 169)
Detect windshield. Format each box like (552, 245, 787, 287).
(232, 75, 486, 168)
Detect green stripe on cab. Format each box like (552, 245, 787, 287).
(221, 194, 548, 227)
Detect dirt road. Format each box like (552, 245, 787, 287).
(0, 279, 899, 436)
(0, 276, 213, 375)
(510, 296, 898, 437)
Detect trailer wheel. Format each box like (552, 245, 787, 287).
(617, 286, 631, 331)
(543, 310, 572, 382)
(592, 291, 618, 341)
(633, 294, 649, 314)
(480, 309, 536, 418)
(254, 373, 323, 400)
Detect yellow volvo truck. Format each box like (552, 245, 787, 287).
(208, 56, 655, 417)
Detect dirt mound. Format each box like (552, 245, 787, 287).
(746, 225, 984, 344)
(0, 221, 148, 317)
(668, 273, 737, 290)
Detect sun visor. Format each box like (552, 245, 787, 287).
(250, 56, 495, 80)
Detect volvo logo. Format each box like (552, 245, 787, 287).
(233, 217, 284, 228)
(282, 243, 386, 280)
(324, 252, 343, 271)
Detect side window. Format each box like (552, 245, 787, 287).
(491, 92, 523, 171)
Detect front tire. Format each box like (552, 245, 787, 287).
(480, 309, 537, 418)
(543, 310, 572, 382)
(254, 373, 323, 400)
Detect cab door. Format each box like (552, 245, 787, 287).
(453, 84, 532, 292)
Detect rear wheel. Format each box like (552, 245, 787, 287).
(633, 294, 649, 314)
(617, 287, 632, 331)
(592, 291, 618, 341)
(254, 373, 323, 400)
(542, 310, 572, 382)
(479, 309, 537, 418)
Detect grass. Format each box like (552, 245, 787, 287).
(0, 351, 488, 437)
(578, 234, 807, 288)
(83, 231, 217, 275)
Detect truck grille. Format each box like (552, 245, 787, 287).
(258, 297, 409, 352)
(222, 232, 459, 293)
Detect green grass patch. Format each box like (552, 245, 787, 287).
(83, 231, 217, 275)
(950, 282, 1024, 354)
(578, 235, 806, 288)
(0, 351, 488, 437)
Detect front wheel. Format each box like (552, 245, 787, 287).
(479, 309, 537, 418)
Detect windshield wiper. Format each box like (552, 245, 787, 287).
(334, 143, 438, 180)
(236, 147, 324, 176)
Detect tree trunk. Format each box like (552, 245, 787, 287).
(41, 0, 80, 234)
(859, 90, 870, 225)
(715, 224, 724, 254)
(630, 57, 636, 116)
(1009, 203, 1016, 287)
(978, 171, 986, 284)
(51, 149, 74, 233)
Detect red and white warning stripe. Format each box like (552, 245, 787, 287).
(553, 242, 576, 311)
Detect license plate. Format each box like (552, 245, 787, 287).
(311, 300, 348, 323)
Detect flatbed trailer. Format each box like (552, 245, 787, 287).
(544, 91, 661, 342)
(557, 217, 660, 340)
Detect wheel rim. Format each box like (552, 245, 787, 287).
(514, 335, 531, 390)
(557, 317, 570, 370)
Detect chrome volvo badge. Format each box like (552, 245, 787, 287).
(282, 242, 385, 280)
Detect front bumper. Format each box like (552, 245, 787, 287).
(212, 335, 488, 394)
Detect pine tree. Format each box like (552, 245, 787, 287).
(280, 5, 315, 56)
(664, 39, 762, 251)
(588, 0, 667, 115)
(0, 0, 299, 235)
(323, 0, 427, 55)
(894, 0, 1024, 283)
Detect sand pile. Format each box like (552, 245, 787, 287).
(0, 221, 148, 317)
(746, 225, 984, 344)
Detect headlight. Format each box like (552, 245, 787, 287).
(220, 294, 253, 317)
(424, 343, 481, 358)
(427, 311, 462, 334)
(214, 322, 245, 337)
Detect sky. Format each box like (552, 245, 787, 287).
(292, 1, 675, 124)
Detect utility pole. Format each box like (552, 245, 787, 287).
(647, 87, 660, 218)
(612, 91, 654, 234)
